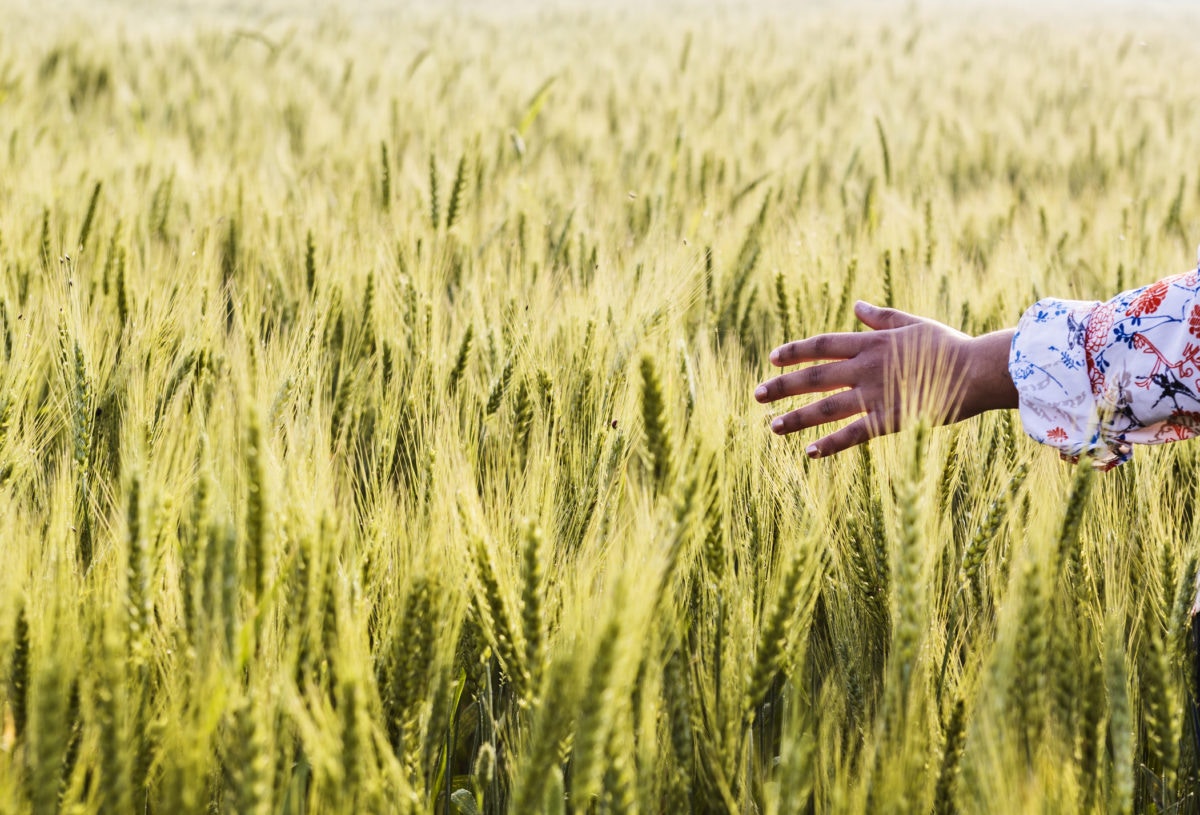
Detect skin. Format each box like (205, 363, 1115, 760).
(754, 300, 1020, 458)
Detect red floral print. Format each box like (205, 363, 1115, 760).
(1154, 411, 1200, 443)
(1167, 410, 1200, 432)
(1085, 304, 1114, 353)
(1085, 303, 1115, 396)
(1126, 281, 1168, 317)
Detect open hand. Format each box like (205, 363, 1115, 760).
(754, 301, 1018, 458)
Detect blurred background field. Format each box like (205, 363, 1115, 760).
(3, 1, 1200, 813)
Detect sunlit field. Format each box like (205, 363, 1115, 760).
(3, 1, 1200, 812)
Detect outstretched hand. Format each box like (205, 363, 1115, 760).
(754, 301, 1019, 458)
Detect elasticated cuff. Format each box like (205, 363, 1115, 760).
(1008, 298, 1132, 468)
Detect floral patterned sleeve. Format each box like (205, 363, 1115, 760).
(1008, 260, 1200, 469)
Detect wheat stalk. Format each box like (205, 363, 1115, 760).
(640, 355, 672, 490)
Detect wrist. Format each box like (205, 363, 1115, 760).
(958, 329, 1019, 418)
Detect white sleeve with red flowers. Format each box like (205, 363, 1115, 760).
(1008, 263, 1200, 468)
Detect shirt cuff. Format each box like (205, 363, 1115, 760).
(1008, 298, 1132, 468)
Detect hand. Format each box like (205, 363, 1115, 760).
(754, 301, 1019, 458)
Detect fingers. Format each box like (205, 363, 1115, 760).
(853, 300, 922, 331)
(769, 390, 865, 435)
(769, 304, 922, 366)
(770, 332, 869, 367)
(760, 300, 932, 459)
(755, 360, 857, 403)
(808, 417, 879, 458)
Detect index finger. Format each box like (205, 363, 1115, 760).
(770, 332, 871, 367)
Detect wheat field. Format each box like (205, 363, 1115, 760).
(3, 1, 1200, 813)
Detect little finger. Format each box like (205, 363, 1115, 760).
(770, 390, 865, 435)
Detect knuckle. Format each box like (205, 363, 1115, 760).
(812, 336, 830, 357)
(802, 366, 824, 388)
(868, 411, 892, 436)
(886, 408, 904, 433)
(818, 397, 838, 418)
(875, 307, 905, 330)
(852, 422, 872, 444)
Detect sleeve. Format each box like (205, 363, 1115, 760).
(1008, 261, 1200, 468)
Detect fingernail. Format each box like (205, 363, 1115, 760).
(771, 417, 784, 432)
(755, 385, 767, 399)
(769, 349, 780, 364)
(806, 444, 820, 458)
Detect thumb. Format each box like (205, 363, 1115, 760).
(854, 300, 922, 331)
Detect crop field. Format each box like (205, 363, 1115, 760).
(4, 0, 1200, 812)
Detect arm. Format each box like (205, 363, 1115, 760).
(758, 262, 1200, 467)
(754, 301, 1018, 458)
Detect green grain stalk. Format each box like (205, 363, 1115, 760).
(39, 206, 51, 270)
(1010, 561, 1047, 762)
(640, 355, 672, 490)
(512, 379, 535, 469)
(8, 604, 29, 743)
(773, 271, 791, 341)
(1106, 617, 1134, 815)
(521, 523, 545, 693)
(448, 325, 473, 394)
(745, 547, 810, 721)
(126, 473, 151, 660)
(77, 180, 101, 253)
(305, 229, 317, 294)
(245, 412, 268, 606)
(385, 576, 435, 757)
(472, 536, 527, 699)
(95, 621, 131, 815)
(115, 242, 129, 326)
(1056, 461, 1094, 585)
(485, 358, 514, 416)
(381, 141, 391, 212)
(882, 249, 894, 309)
(446, 154, 467, 230)
(1170, 554, 1199, 670)
(887, 423, 927, 723)
(511, 660, 573, 813)
(932, 697, 966, 815)
(875, 116, 892, 185)
(571, 616, 621, 805)
(429, 155, 440, 229)
(228, 696, 272, 815)
(664, 644, 693, 798)
(924, 199, 936, 268)
(833, 256, 858, 329)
